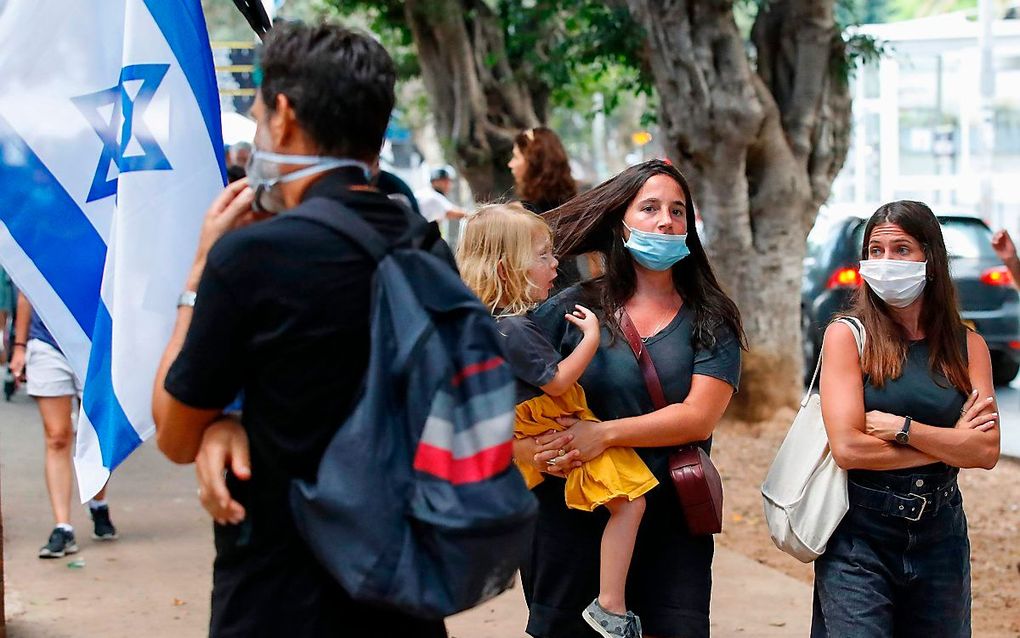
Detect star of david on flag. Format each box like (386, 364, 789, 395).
(0, 0, 226, 499)
(74, 63, 174, 202)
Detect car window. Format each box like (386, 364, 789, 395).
(807, 215, 846, 263)
(939, 219, 996, 259)
(851, 217, 995, 260)
(806, 219, 831, 259)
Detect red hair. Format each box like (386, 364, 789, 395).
(513, 127, 577, 207)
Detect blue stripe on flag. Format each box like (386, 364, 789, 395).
(142, 0, 227, 185)
(82, 304, 143, 469)
(0, 113, 104, 336)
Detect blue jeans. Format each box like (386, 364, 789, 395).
(811, 471, 971, 638)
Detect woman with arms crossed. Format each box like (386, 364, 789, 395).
(816, 200, 1000, 637)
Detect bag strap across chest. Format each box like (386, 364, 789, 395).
(617, 310, 668, 410)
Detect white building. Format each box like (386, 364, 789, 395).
(832, 10, 1020, 233)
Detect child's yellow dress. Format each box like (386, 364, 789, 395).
(514, 382, 658, 512)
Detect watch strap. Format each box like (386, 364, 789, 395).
(895, 416, 912, 445)
(177, 290, 197, 308)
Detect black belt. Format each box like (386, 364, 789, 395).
(848, 476, 958, 522)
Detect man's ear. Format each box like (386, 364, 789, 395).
(269, 93, 300, 149)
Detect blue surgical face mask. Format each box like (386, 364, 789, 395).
(622, 223, 690, 271)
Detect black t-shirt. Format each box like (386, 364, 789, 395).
(496, 312, 561, 404)
(163, 168, 452, 635)
(532, 285, 741, 475)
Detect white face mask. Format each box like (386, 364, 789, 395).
(246, 125, 372, 213)
(858, 259, 928, 308)
(245, 150, 372, 214)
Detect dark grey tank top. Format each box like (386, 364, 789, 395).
(852, 329, 968, 480)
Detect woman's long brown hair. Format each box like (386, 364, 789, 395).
(544, 159, 746, 350)
(848, 200, 971, 392)
(514, 127, 577, 208)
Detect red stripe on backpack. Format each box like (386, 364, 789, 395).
(451, 357, 505, 387)
(413, 440, 514, 485)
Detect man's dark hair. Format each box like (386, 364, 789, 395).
(259, 22, 396, 161)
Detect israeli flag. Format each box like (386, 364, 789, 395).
(0, 0, 226, 499)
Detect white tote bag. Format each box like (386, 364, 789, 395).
(761, 317, 865, 563)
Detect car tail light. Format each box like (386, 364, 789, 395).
(979, 266, 1014, 287)
(1010, 341, 1020, 350)
(827, 267, 861, 289)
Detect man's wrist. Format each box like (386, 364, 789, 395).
(186, 260, 206, 292)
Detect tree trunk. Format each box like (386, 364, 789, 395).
(404, 0, 541, 201)
(626, 0, 850, 420)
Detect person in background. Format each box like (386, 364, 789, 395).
(991, 228, 1020, 287)
(1, 268, 15, 399)
(227, 141, 253, 171)
(10, 293, 117, 558)
(415, 166, 467, 224)
(509, 127, 589, 289)
(372, 162, 421, 217)
(225, 141, 253, 183)
(1, 267, 12, 363)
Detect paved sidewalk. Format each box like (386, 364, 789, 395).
(1, 394, 811, 637)
(448, 549, 811, 637)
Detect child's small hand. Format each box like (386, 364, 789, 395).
(564, 304, 599, 339)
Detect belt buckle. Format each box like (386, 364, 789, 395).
(905, 493, 928, 521)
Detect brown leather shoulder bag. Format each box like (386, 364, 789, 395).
(617, 311, 724, 536)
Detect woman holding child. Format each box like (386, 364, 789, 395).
(503, 160, 744, 638)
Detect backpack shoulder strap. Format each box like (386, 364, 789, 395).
(288, 197, 391, 262)
(803, 316, 867, 405)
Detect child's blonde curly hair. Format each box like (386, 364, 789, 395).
(457, 202, 553, 317)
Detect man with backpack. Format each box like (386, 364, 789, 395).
(151, 23, 458, 637)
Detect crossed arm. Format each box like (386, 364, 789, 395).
(820, 322, 1000, 471)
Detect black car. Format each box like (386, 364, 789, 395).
(802, 211, 1020, 386)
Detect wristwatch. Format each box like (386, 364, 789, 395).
(177, 290, 197, 308)
(895, 416, 912, 445)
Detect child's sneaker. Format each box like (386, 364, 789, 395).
(38, 527, 78, 559)
(582, 598, 643, 637)
(90, 505, 118, 540)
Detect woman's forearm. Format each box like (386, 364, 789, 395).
(908, 422, 999, 469)
(602, 403, 714, 448)
(830, 429, 939, 471)
(14, 292, 30, 343)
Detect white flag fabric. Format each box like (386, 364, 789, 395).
(0, 0, 225, 499)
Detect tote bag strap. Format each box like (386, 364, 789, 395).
(802, 317, 866, 407)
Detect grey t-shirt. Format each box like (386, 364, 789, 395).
(533, 285, 741, 477)
(496, 312, 561, 404)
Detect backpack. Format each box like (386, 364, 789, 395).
(288, 197, 537, 618)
